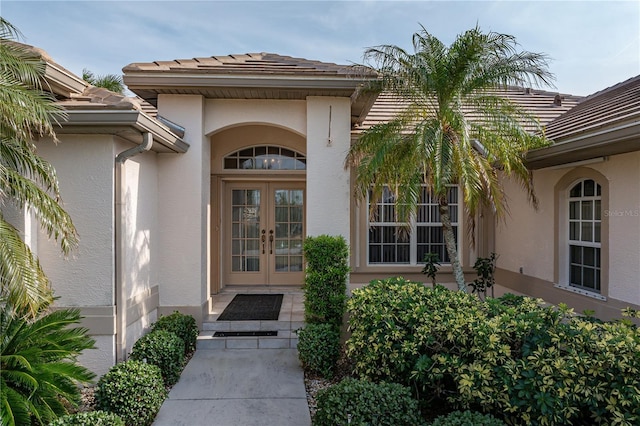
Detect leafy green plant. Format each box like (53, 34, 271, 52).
(347, 278, 640, 425)
(430, 410, 505, 426)
(469, 252, 497, 299)
(313, 378, 425, 426)
(303, 235, 349, 328)
(151, 311, 198, 355)
(296, 323, 341, 378)
(0, 303, 96, 426)
(421, 253, 441, 287)
(95, 360, 166, 426)
(129, 330, 184, 386)
(49, 410, 124, 426)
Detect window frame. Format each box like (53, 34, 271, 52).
(554, 168, 608, 301)
(567, 179, 602, 293)
(366, 184, 460, 266)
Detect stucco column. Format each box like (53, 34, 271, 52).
(306, 97, 351, 239)
(156, 94, 210, 323)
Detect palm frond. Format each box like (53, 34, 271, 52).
(0, 216, 52, 315)
(0, 303, 96, 424)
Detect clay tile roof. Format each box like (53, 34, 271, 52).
(357, 87, 582, 134)
(544, 74, 640, 141)
(123, 52, 360, 77)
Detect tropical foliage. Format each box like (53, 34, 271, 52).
(82, 69, 125, 94)
(0, 17, 78, 315)
(0, 304, 96, 426)
(347, 25, 554, 290)
(346, 278, 640, 425)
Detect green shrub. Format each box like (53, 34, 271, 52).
(130, 330, 184, 386)
(501, 315, 640, 425)
(0, 304, 96, 426)
(297, 323, 341, 378)
(313, 378, 425, 426)
(95, 360, 166, 426)
(303, 235, 349, 328)
(346, 278, 640, 425)
(151, 311, 198, 355)
(49, 410, 125, 426)
(430, 410, 505, 426)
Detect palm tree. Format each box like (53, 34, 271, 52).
(0, 17, 78, 314)
(82, 68, 125, 94)
(347, 25, 554, 292)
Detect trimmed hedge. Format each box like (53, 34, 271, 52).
(151, 311, 198, 355)
(297, 323, 341, 378)
(346, 277, 640, 425)
(49, 411, 124, 426)
(430, 410, 505, 426)
(130, 330, 184, 386)
(313, 378, 425, 426)
(95, 360, 166, 426)
(302, 235, 349, 328)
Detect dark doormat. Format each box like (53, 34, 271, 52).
(217, 294, 284, 321)
(213, 330, 278, 337)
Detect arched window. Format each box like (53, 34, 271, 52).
(568, 179, 601, 293)
(224, 146, 306, 170)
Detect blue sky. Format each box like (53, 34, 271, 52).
(3, 0, 639, 96)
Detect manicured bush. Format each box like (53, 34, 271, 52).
(303, 235, 349, 328)
(313, 378, 425, 426)
(346, 278, 640, 425)
(151, 311, 198, 355)
(95, 360, 166, 426)
(297, 323, 341, 378)
(130, 330, 184, 386)
(49, 410, 124, 426)
(430, 410, 505, 426)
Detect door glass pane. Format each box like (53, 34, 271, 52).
(231, 189, 261, 272)
(273, 189, 304, 272)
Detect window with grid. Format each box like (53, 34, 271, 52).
(368, 185, 458, 265)
(224, 145, 306, 170)
(568, 179, 601, 293)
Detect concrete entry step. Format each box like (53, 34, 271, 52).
(198, 287, 305, 350)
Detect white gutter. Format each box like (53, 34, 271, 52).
(114, 132, 153, 362)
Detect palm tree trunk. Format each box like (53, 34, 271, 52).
(439, 201, 467, 292)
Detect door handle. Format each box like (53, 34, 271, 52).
(269, 230, 274, 254)
(261, 230, 266, 254)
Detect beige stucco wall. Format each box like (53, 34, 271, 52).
(496, 150, 640, 315)
(205, 99, 306, 137)
(36, 134, 117, 375)
(602, 151, 640, 304)
(306, 96, 351, 239)
(156, 94, 210, 321)
(117, 142, 161, 353)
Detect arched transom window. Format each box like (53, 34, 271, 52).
(224, 146, 306, 170)
(568, 179, 601, 293)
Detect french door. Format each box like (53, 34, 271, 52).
(224, 181, 305, 285)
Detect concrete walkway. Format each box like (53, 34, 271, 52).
(152, 348, 311, 426)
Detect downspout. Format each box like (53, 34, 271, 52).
(115, 132, 153, 362)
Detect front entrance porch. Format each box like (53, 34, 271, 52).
(198, 286, 305, 350)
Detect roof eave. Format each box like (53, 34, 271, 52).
(527, 120, 640, 169)
(123, 73, 371, 92)
(56, 110, 189, 153)
(43, 60, 88, 98)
